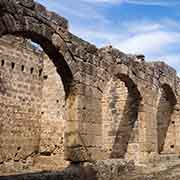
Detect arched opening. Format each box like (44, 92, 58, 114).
(0, 33, 72, 172)
(157, 84, 177, 154)
(0, 1, 75, 174)
(102, 74, 141, 160)
(38, 52, 69, 170)
(15, 32, 73, 97)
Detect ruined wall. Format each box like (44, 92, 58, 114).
(36, 53, 68, 170)
(99, 49, 180, 163)
(0, 0, 180, 176)
(0, 35, 68, 174)
(174, 77, 180, 154)
(102, 78, 140, 161)
(157, 85, 176, 154)
(102, 79, 128, 159)
(0, 35, 43, 173)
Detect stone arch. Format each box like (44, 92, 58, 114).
(0, 1, 77, 171)
(0, 34, 72, 172)
(157, 83, 177, 154)
(0, 0, 73, 98)
(0, 33, 72, 98)
(102, 73, 142, 160)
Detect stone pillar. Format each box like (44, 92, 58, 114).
(174, 103, 180, 154)
(64, 84, 81, 161)
(64, 83, 102, 162)
(138, 85, 158, 163)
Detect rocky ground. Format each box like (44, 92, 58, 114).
(119, 164, 180, 180)
(1, 159, 180, 180)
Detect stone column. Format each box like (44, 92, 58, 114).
(64, 82, 102, 162)
(174, 103, 180, 154)
(138, 84, 159, 163)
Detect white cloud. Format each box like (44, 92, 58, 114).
(116, 31, 180, 55)
(121, 21, 163, 34)
(44, 1, 108, 22)
(72, 19, 180, 54)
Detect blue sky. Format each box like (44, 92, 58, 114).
(36, 0, 180, 74)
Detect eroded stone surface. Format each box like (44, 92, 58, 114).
(0, 0, 180, 176)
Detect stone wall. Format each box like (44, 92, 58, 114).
(0, 35, 43, 173)
(0, 35, 69, 174)
(157, 84, 176, 154)
(102, 77, 141, 161)
(36, 53, 68, 170)
(0, 0, 180, 176)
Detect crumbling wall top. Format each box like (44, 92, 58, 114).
(0, 0, 68, 30)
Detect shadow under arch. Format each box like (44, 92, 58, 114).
(0, 8, 73, 98)
(102, 72, 142, 159)
(157, 83, 177, 154)
(16, 31, 73, 99)
(110, 74, 142, 159)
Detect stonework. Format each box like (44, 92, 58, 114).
(0, 35, 43, 174)
(0, 0, 180, 176)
